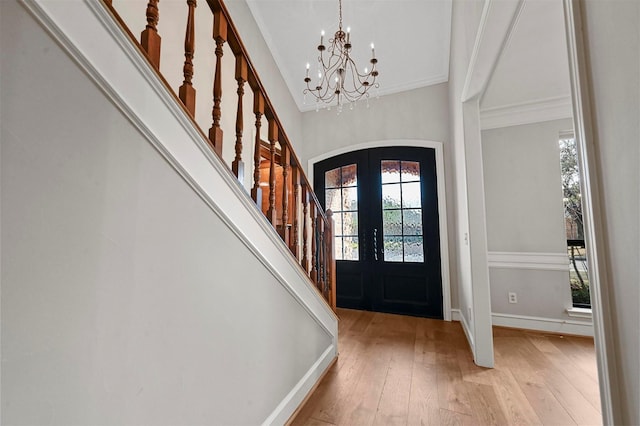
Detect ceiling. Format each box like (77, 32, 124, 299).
(481, 0, 571, 111)
(245, 0, 453, 112)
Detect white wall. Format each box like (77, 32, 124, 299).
(0, 1, 335, 423)
(300, 83, 450, 164)
(482, 119, 570, 253)
(581, 1, 639, 423)
(482, 119, 584, 323)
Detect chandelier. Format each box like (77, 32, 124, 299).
(303, 0, 379, 112)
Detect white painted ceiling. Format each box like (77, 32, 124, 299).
(246, 0, 453, 112)
(481, 0, 571, 110)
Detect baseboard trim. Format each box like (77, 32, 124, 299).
(285, 354, 338, 425)
(451, 309, 475, 353)
(492, 312, 593, 336)
(264, 344, 337, 425)
(452, 309, 594, 338)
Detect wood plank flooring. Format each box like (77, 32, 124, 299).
(292, 309, 601, 426)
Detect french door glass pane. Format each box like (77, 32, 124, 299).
(343, 237, 359, 260)
(401, 161, 420, 182)
(333, 212, 343, 236)
(401, 182, 421, 208)
(325, 164, 359, 261)
(403, 209, 422, 235)
(404, 237, 424, 262)
(325, 188, 342, 212)
(341, 164, 358, 187)
(383, 209, 402, 235)
(343, 211, 359, 236)
(381, 160, 401, 183)
(382, 183, 402, 208)
(325, 168, 341, 188)
(380, 160, 425, 263)
(334, 236, 343, 260)
(342, 187, 359, 211)
(383, 236, 403, 262)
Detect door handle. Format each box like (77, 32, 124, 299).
(373, 228, 378, 261)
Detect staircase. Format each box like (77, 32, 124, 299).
(0, 0, 338, 423)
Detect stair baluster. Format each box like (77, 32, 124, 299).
(209, 10, 227, 157)
(232, 55, 247, 179)
(141, 0, 161, 69)
(179, 0, 197, 116)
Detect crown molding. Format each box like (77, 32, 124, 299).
(480, 95, 573, 130)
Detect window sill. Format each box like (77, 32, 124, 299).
(566, 307, 592, 319)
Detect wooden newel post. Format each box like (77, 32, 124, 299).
(232, 55, 248, 179)
(326, 210, 337, 311)
(141, 0, 161, 69)
(209, 10, 227, 157)
(179, 0, 197, 116)
(266, 118, 278, 226)
(251, 89, 264, 206)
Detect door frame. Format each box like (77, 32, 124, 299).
(308, 139, 452, 321)
(457, 0, 615, 422)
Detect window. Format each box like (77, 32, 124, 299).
(324, 164, 359, 260)
(559, 135, 590, 308)
(380, 160, 424, 263)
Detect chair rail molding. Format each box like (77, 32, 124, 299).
(487, 251, 569, 271)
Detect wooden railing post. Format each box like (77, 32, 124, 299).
(232, 55, 248, 180)
(141, 0, 161, 69)
(281, 143, 291, 245)
(317, 214, 325, 295)
(251, 89, 264, 205)
(209, 10, 227, 157)
(302, 185, 310, 273)
(310, 202, 317, 284)
(179, 0, 197, 116)
(291, 165, 301, 259)
(107, 0, 336, 309)
(326, 210, 337, 311)
(266, 118, 278, 226)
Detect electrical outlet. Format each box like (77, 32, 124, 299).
(508, 292, 518, 304)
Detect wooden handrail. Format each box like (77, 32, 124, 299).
(103, 0, 336, 311)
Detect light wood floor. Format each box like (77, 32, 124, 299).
(292, 308, 601, 426)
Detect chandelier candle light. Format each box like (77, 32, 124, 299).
(304, 0, 379, 112)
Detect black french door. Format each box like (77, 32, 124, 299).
(314, 147, 443, 319)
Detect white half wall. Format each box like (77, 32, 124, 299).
(0, 1, 337, 424)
